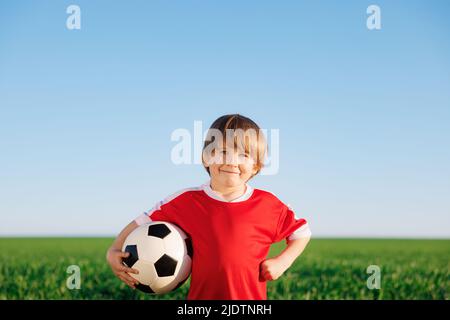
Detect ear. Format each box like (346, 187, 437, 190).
(202, 153, 210, 168)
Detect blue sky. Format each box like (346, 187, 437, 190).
(1, 0, 449, 237)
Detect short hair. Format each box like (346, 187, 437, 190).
(202, 114, 267, 178)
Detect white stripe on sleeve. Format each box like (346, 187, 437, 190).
(134, 213, 151, 226)
(287, 223, 312, 240)
(134, 185, 203, 226)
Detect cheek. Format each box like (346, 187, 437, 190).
(240, 163, 254, 176)
(209, 165, 221, 175)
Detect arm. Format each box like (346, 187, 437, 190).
(260, 236, 311, 281)
(276, 236, 311, 268)
(106, 220, 140, 288)
(108, 220, 139, 251)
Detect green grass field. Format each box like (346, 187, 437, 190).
(0, 238, 448, 300)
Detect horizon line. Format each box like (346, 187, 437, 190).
(0, 235, 449, 240)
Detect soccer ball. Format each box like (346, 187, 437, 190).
(121, 221, 193, 294)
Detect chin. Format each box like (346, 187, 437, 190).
(225, 177, 245, 187)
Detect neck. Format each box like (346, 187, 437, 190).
(210, 180, 247, 202)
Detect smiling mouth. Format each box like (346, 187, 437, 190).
(220, 170, 240, 175)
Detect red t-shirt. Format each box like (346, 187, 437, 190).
(134, 182, 311, 300)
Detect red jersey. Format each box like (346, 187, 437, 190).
(134, 181, 311, 300)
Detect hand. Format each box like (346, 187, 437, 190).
(106, 247, 140, 289)
(259, 257, 290, 281)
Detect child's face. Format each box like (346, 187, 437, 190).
(207, 145, 257, 188)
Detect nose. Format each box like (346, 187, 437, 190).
(224, 151, 239, 165)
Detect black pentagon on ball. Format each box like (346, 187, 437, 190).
(185, 238, 193, 258)
(154, 254, 178, 277)
(136, 283, 154, 294)
(123, 245, 138, 267)
(148, 223, 171, 239)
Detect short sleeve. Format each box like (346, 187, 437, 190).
(134, 191, 186, 227)
(134, 200, 175, 226)
(273, 203, 311, 243)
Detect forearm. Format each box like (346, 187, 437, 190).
(275, 236, 311, 268)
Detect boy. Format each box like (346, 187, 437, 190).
(106, 114, 311, 300)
